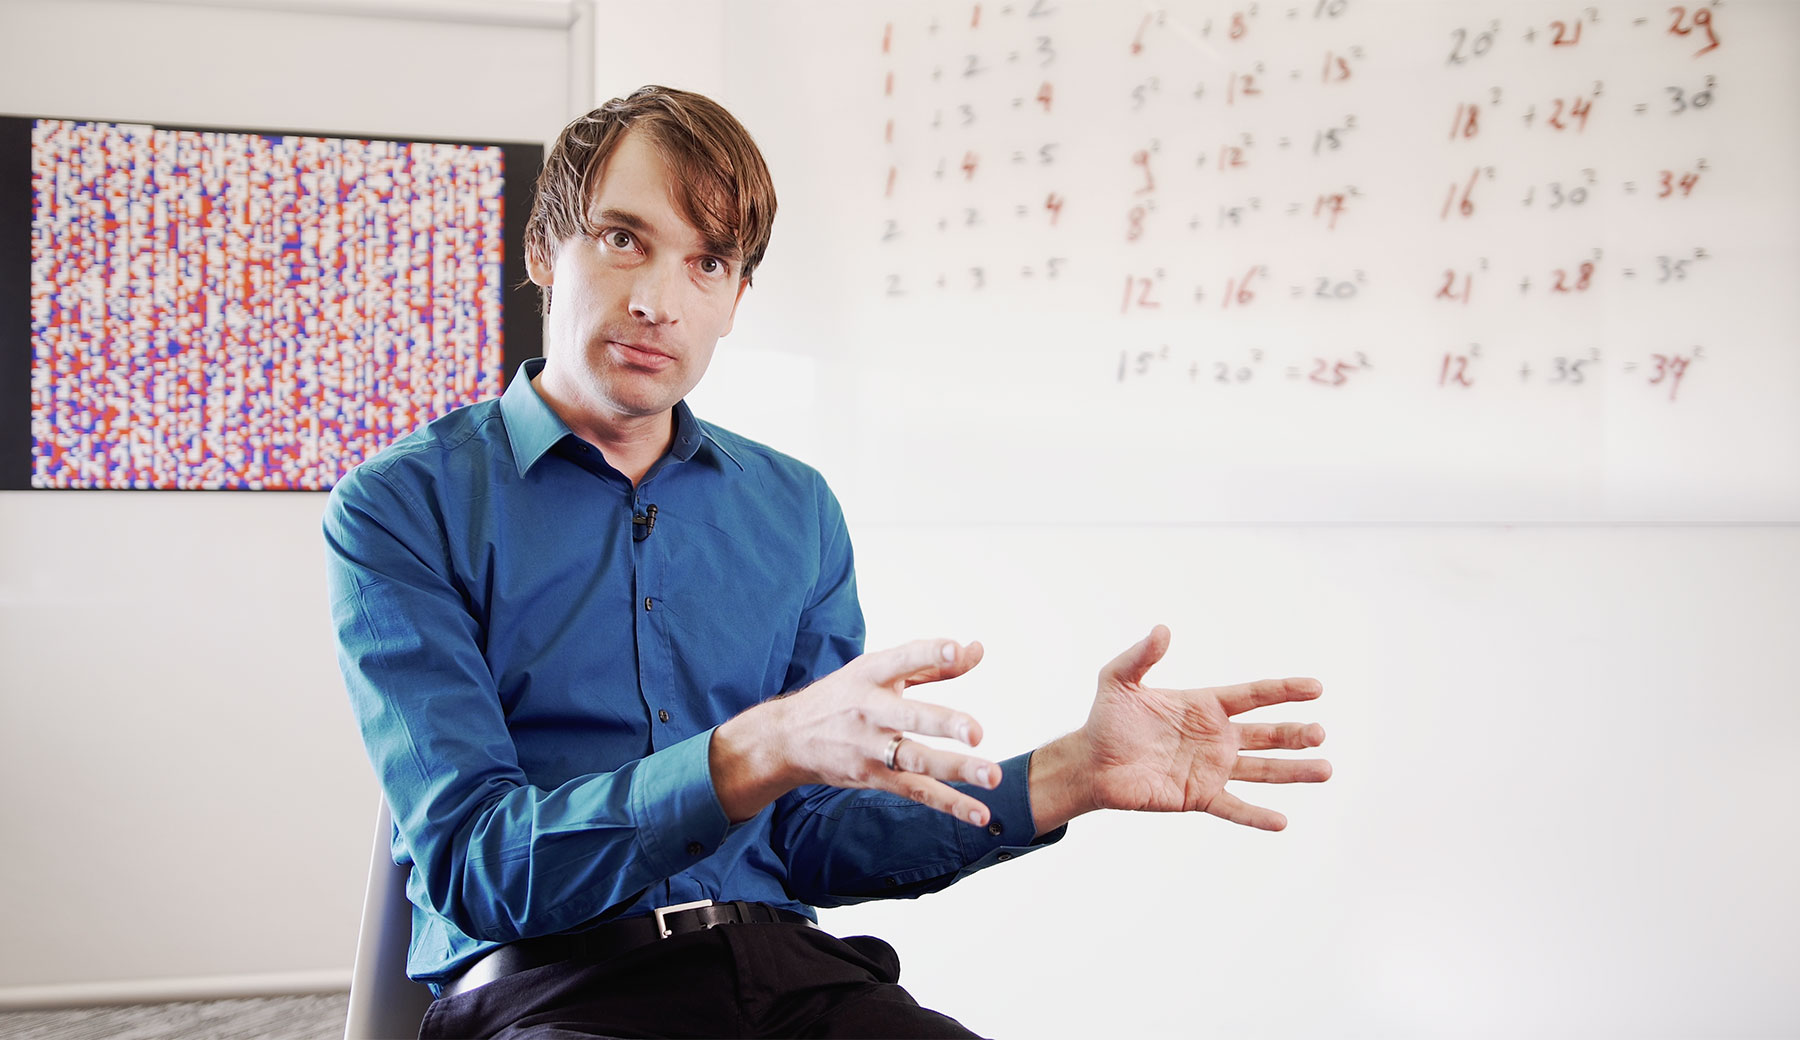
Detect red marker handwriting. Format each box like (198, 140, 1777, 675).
(1121, 273, 1164, 314)
(1442, 168, 1481, 220)
(1438, 270, 1472, 305)
(1669, 6, 1721, 57)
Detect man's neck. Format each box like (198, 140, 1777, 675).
(530, 373, 673, 487)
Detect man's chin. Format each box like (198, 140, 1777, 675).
(546, 354, 703, 422)
(600, 378, 691, 420)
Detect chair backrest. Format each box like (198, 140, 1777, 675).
(344, 798, 436, 1040)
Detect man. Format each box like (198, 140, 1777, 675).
(325, 85, 1329, 1039)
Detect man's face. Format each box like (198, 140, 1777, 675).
(527, 130, 748, 423)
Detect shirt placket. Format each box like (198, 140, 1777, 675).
(632, 480, 680, 750)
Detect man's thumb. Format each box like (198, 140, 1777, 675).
(1098, 624, 1171, 686)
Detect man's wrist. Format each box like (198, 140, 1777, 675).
(1027, 731, 1097, 837)
(710, 700, 800, 823)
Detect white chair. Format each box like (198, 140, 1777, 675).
(345, 798, 436, 1040)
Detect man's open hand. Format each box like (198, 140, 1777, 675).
(1031, 626, 1331, 834)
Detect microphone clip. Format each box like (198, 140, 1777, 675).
(632, 503, 658, 542)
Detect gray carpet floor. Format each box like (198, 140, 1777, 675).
(0, 992, 351, 1040)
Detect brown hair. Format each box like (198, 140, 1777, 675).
(524, 85, 777, 310)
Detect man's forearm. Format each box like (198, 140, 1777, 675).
(1027, 732, 1097, 837)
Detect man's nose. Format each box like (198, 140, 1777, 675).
(629, 259, 683, 325)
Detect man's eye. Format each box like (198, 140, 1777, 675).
(698, 257, 722, 275)
(605, 230, 634, 249)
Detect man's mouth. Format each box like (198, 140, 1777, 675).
(609, 340, 675, 369)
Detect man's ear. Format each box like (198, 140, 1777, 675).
(525, 245, 555, 288)
(719, 277, 750, 338)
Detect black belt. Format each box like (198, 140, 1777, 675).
(439, 900, 814, 1000)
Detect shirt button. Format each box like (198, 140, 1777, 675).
(883, 877, 898, 887)
(987, 822, 1003, 836)
(658, 709, 670, 723)
(686, 841, 703, 856)
(996, 852, 1013, 863)
(643, 597, 653, 611)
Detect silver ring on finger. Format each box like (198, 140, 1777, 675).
(883, 733, 908, 771)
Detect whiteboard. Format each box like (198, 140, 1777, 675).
(711, 0, 1800, 523)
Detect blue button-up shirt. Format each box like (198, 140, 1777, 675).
(324, 359, 1059, 988)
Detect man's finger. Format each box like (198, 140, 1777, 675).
(1215, 677, 1323, 717)
(873, 768, 993, 828)
(890, 738, 1001, 790)
(1098, 624, 1171, 688)
(859, 638, 983, 687)
(896, 639, 985, 689)
(1230, 756, 1333, 784)
(1205, 790, 1287, 831)
(1238, 721, 1327, 751)
(877, 697, 985, 748)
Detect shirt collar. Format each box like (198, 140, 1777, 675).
(500, 357, 721, 477)
(669, 399, 706, 463)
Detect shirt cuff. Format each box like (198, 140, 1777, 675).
(627, 727, 733, 876)
(954, 750, 1067, 869)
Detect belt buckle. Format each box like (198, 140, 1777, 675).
(651, 899, 714, 939)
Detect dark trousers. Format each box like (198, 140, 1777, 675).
(419, 923, 985, 1039)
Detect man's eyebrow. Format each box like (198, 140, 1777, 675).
(703, 237, 744, 263)
(592, 208, 654, 235)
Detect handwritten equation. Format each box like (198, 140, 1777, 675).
(871, 0, 1746, 404)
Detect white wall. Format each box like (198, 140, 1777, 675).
(3, 2, 1798, 1037)
(829, 523, 1800, 1038)
(0, 0, 575, 1005)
